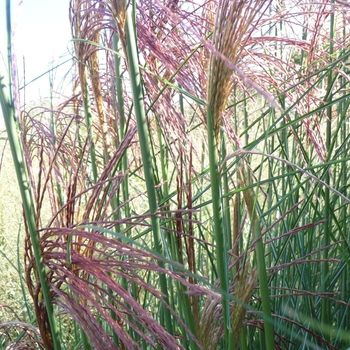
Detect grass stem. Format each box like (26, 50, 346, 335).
(124, 2, 173, 335)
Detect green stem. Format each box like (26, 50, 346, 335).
(0, 75, 61, 350)
(2, 2, 61, 348)
(322, 0, 334, 330)
(206, 106, 232, 347)
(124, 2, 173, 335)
(113, 33, 129, 217)
(111, 31, 127, 346)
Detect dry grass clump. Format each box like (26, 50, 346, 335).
(199, 266, 257, 350)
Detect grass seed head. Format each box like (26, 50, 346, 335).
(199, 262, 257, 350)
(207, 0, 267, 143)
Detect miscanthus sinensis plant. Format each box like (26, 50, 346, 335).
(1, 0, 350, 349)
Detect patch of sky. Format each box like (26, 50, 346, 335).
(0, 0, 73, 108)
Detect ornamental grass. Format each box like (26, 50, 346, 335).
(1, 0, 350, 349)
